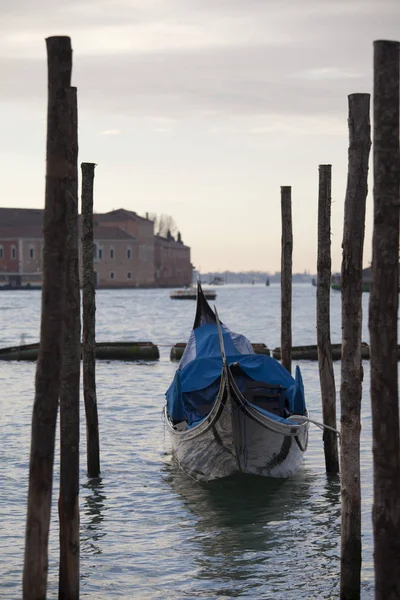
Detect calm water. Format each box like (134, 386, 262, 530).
(0, 284, 378, 599)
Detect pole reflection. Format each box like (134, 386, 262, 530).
(80, 477, 107, 556)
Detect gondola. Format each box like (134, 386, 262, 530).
(164, 282, 309, 482)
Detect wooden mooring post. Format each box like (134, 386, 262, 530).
(58, 86, 81, 599)
(23, 36, 73, 600)
(340, 93, 371, 600)
(317, 165, 339, 474)
(81, 162, 101, 478)
(369, 39, 400, 600)
(280, 186, 292, 374)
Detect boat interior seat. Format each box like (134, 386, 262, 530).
(244, 380, 289, 417)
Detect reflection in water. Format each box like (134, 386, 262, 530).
(0, 286, 377, 599)
(81, 478, 107, 556)
(163, 460, 341, 599)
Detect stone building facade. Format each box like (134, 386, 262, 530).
(154, 233, 192, 287)
(0, 207, 192, 288)
(94, 209, 155, 287)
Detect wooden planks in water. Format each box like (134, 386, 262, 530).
(170, 342, 270, 361)
(0, 341, 160, 362)
(272, 342, 371, 361)
(170, 341, 400, 362)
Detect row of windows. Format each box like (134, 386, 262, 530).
(108, 272, 132, 280)
(1, 244, 134, 261)
(1, 244, 133, 262)
(94, 246, 152, 262)
(0, 246, 36, 260)
(1, 243, 155, 262)
(94, 246, 132, 260)
(0, 246, 17, 259)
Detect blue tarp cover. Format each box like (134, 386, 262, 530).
(166, 323, 306, 425)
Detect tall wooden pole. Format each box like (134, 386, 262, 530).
(369, 39, 400, 600)
(280, 185, 292, 374)
(340, 93, 371, 600)
(23, 36, 72, 600)
(58, 86, 80, 600)
(317, 164, 339, 474)
(81, 162, 100, 478)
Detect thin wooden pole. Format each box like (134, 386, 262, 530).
(81, 162, 100, 478)
(280, 186, 292, 374)
(340, 93, 371, 600)
(58, 86, 80, 600)
(369, 39, 400, 600)
(317, 164, 339, 474)
(23, 36, 72, 600)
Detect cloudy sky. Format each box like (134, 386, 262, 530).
(1, 0, 399, 273)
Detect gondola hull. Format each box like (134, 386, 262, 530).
(165, 397, 237, 481)
(165, 374, 309, 482)
(230, 401, 309, 478)
(165, 281, 309, 482)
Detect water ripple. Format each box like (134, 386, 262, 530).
(0, 285, 381, 599)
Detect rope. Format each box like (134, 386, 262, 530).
(243, 409, 248, 470)
(288, 415, 341, 438)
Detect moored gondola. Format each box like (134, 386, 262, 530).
(164, 282, 309, 482)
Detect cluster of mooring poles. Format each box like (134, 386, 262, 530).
(23, 37, 100, 600)
(21, 35, 400, 600)
(280, 39, 400, 600)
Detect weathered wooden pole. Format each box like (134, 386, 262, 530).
(23, 36, 72, 600)
(81, 162, 100, 478)
(280, 186, 292, 374)
(317, 164, 339, 474)
(58, 86, 80, 600)
(340, 93, 371, 600)
(369, 39, 400, 600)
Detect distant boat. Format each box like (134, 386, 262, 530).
(209, 276, 224, 285)
(311, 278, 317, 287)
(266, 277, 270, 287)
(170, 287, 217, 300)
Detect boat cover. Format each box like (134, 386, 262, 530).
(166, 323, 306, 425)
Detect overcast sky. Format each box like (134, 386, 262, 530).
(1, 0, 399, 273)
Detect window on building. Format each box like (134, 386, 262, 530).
(0, 246, 3, 259)
(11, 246, 16, 259)
(127, 247, 132, 259)
(29, 247, 35, 259)
(110, 271, 115, 280)
(93, 244, 97, 259)
(110, 247, 115, 259)
(98, 248, 103, 260)
(127, 272, 132, 280)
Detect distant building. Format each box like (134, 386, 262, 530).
(361, 267, 372, 284)
(154, 231, 192, 287)
(331, 266, 378, 292)
(0, 208, 45, 288)
(93, 209, 156, 287)
(0, 207, 192, 289)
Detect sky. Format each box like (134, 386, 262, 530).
(1, 0, 399, 274)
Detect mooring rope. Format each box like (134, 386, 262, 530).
(288, 415, 341, 438)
